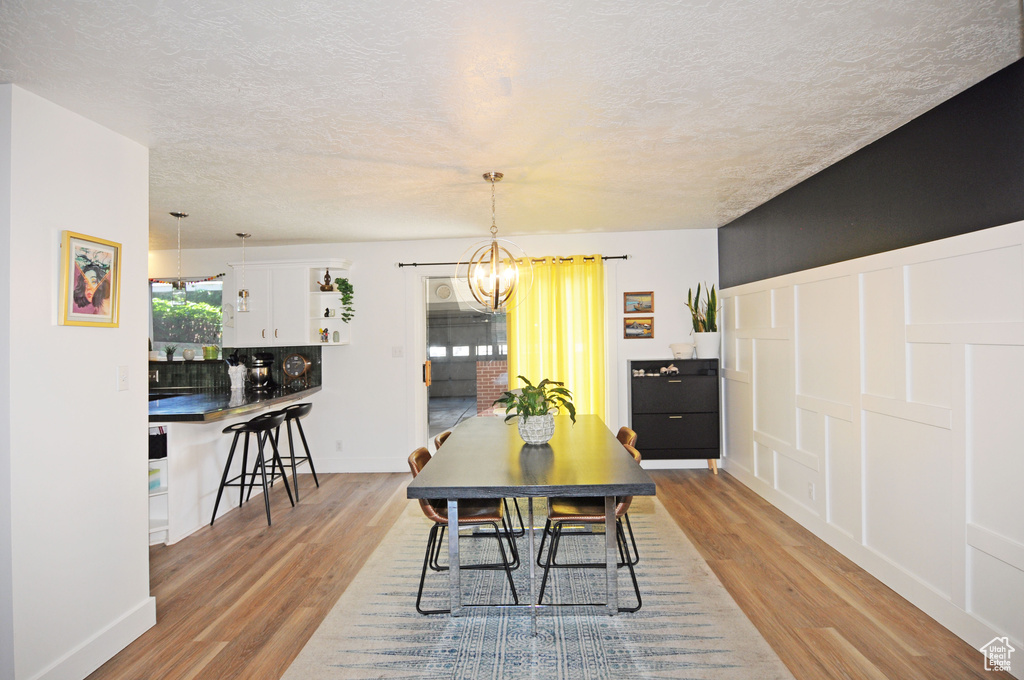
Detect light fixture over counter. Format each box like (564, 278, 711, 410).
(455, 172, 532, 314)
(236, 232, 251, 313)
(170, 211, 188, 304)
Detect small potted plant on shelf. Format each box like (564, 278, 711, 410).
(163, 344, 178, 361)
(333, 277, 355, 322)
(686, 282, 719, 359)
(493, 376, 576, 445)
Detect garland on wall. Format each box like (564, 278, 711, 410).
(148, 273, 226, 287)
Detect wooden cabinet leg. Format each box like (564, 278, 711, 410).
(708, 459, 718, 474)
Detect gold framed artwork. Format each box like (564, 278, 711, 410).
(58, 231, 121, 327)
(624, 316, 653, 339)
(623, 291, 653, 314)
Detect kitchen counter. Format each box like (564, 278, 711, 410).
(149, 384, 322, 422)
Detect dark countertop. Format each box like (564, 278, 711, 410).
(149, 384, 322, 423)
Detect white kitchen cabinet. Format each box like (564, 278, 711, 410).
(228, 262, 320, 346)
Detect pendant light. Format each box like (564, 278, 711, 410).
(236, 232, 251, 313)
(456, 172, 532, 314)
(170, 211, 188, 304)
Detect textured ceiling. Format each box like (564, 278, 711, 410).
(1, 1, 1021, 250)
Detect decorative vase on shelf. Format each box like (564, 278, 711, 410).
(182, 349, 196, 361)
(693, 331, 720, 359)
(518, 413, 555, 445)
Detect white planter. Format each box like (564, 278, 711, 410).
(518, 414, 555, 445)
(694, 331, 720, 359)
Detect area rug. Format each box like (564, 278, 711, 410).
(282, 496, 794, 680)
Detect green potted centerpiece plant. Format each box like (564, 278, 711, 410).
(493, 376, 577, 445)
(686, 283, 720, 359)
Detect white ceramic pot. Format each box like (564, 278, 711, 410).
(518, 413, 555, 445)
(182, 348, 196, 361)
(669, 342, 695, 359)
(693, 331, 721, 359)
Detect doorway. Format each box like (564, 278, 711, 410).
(424, 276, 507, 439)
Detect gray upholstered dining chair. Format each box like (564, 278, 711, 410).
(536, 442, 644, 612)
(407, 447, 520, 614)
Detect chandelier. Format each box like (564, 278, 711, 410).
(456, 172, 532, 313)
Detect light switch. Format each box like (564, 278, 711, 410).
(392, 346, 404, 358)
(117, 365, 129, 391)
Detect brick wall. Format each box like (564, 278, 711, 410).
(476, 360, 508, 415)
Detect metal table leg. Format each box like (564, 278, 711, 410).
(528, 497, 537, 635)
(447, 499, 462, 615)
(605, 495, 618, 614)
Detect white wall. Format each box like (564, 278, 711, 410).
(3, 86, 154, 680)
(150, 228, 718, 472)
(720, 220, 1024, 663)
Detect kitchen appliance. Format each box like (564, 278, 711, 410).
(248, 352, 275, 392)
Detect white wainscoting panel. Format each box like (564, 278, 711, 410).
(907, 342, 952, 408)
(968, 344, 1024, 546)
(754, 338, 795, 444)
(795, 275, 857, 404)
(864, 411, 953, 599)
(722, 219, 1024, 659)
(905, 245, 1023, 325)
(861, 267, 902, 400)
(826, 417, 860, 540)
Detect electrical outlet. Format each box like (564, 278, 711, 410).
(149, 369, 159, 383)
(392, 345, 404, 358)
(117, 365, 129, 391)
(807, 482, 815, 501)
(336, 440, 343, 452)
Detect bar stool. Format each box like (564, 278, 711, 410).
(210, 410, 294, 526)
(268, 403, 319, 502)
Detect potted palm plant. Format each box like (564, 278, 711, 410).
(493, 376, 576, 445)
(686, 283, 720, 359)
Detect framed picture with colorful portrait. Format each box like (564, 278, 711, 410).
(58, 231, 121, 327)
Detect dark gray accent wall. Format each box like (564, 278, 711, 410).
(718, 58, 1024, 289)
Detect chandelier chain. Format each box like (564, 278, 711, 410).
(490, 176, 498, 237)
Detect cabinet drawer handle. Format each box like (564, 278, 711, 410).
(261, 329, 266, 338)
(668, 379, 682, 383)
(274, 329, 279, 338)
(669, 415, 683, 419)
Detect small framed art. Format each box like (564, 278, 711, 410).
(624, 316, 653, 339)
(58, 231, 121, 327)
(623, 291, 653, 314)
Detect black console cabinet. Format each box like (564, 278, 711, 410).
(628, 359, 720, 470)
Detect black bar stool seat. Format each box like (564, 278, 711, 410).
(210, 410, 293, 526)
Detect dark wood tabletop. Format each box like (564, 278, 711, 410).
(407, 415, 656, 499)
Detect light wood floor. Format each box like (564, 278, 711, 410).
(87, 470, 1006, 679)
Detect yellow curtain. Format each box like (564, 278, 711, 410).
(506, 255, 606, 419)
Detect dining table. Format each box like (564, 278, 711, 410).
(406, 414, 656, 629)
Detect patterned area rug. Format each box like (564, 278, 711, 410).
(283, 496, 794, 680)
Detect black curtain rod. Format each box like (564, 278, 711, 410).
(396, 255, 628, 268)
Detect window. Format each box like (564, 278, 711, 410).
(476, 345, 493, 356)
(150, 281, 223, 353)
(452, 346, 470, 357)
(428, 346, 447, 358)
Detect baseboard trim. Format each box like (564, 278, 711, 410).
(31, 596, 156, 680)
